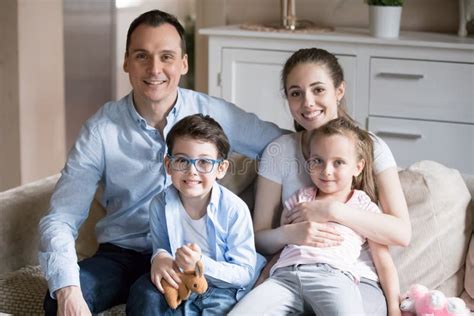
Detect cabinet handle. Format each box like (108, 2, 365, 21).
(375, 131, 423, 140)
(378, 72, 425, 80)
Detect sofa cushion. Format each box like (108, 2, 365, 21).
(0, 265, 125, 315)
(0, 174, 59, 275)
(0, 265, 46, 315)
(391, 160, 473, 298)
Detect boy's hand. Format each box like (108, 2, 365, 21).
(150, 253, 181, 293)
(175, 243, 202, 272)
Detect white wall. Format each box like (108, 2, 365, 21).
(0, 0, 66, 191)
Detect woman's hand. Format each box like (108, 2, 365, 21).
(284, 221, 343, 247)
(283, 200, 338, 224)
(150, 253, 181, 293)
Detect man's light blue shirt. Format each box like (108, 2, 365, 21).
(150, 183, 266, 300)
(38, 88, 283, 296)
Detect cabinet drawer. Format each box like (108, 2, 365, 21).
(369, 58, 474, 124)
(368, 116, 474, 174)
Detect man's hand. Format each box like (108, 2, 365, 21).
(175, 243, 202, 272)
(55, 285, 91, 316)
(150, 253, 181, 293)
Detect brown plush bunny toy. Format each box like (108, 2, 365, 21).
(161, 260, 208, 309)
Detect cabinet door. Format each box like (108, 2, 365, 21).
(221, 48, 356, 131)
(369, 58, 474, 124)
(368, 116, 474, 174)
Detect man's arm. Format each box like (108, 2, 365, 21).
(38, 122, 104, 298)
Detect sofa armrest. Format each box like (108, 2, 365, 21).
(0, 175, 60, 274)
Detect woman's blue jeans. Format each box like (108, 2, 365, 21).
(43, 243, 151, 315)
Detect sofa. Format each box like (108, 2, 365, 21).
(0, 158, 473, 315)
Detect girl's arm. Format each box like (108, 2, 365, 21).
(368, 240, 401, 316)
(253, 176, 342, 255)
(288, 167, 411, 246)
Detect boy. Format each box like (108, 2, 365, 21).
(126, 114, 264, 315)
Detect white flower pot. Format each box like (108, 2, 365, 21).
(369, 5, 402, 38)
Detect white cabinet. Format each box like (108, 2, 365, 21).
(200, 26, 474, 173)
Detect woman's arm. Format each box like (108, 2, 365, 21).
(368, 240, 401, 316)
(253, 176, 289, 254)
(288, 167, 411, 246)
(333, 167, 411, 246)
(253, 176, 343, 255)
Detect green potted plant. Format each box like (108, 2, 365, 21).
(366, 0, 404, 38)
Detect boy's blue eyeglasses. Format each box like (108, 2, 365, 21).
(167, 154, 223, 174)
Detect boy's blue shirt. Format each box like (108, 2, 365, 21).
(150, 182, 266, 300)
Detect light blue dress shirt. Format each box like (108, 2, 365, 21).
(150, 183, 266, 300)
(38, 88, 283, 295)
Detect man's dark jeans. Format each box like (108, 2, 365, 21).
(44, 243, 151, 315)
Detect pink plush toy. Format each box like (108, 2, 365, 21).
(400, 284, 470, 316)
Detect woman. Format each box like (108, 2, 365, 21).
(232, 48, 411, 315)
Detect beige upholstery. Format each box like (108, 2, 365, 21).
(0, 159, 473, 314)
(391, 161, 473, 299)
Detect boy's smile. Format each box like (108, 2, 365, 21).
(165, 137, 228, 209)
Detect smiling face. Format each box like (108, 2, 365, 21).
(308, 133, 364, 201)
(165, 137, 228, 202)
(123, 23, 188, 113)
(286, 62, 345, 131)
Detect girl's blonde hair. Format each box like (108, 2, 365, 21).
(309, 117, 378, 203)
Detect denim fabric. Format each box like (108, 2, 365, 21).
(44, 243, 151, 315)
(126, 273, 237, 316)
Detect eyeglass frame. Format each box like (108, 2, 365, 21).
(166, 154, 224, 174)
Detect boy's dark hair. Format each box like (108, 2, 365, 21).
(166, 114, 230, 160)
(125, 9, 186, 56)
(309, 117, 378, 203)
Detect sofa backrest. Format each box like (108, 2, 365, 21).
(0, 175, 59, 274)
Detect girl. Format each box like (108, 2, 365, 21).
(234, 48, 410, 314)
(233, 118, 401, 315)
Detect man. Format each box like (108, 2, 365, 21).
(39, 9, 283, 315)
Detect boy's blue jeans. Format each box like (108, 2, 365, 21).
(126, 273, 238, 316)
(43, 243, 151, 315)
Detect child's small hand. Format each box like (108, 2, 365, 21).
(150, 253, 181, 293)
(175, 243, 202, 272)
(388, 305, 402, 316)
